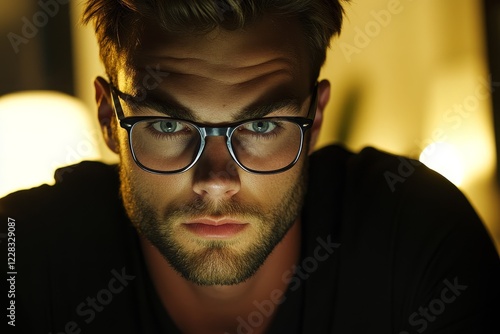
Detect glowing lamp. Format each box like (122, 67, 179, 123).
(0, 91, 101, 197)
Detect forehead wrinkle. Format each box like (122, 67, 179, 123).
(139, 54, 297, 69)
(135, 56, 298, 86)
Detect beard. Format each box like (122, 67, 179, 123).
(119, 163, 308, 286)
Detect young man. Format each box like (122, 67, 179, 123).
(1, 1, 499, 333)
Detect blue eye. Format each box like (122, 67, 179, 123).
(244, 121, 277, 133)
(152, 120, 184, 133)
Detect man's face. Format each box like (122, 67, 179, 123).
(107, 15, 320, 286)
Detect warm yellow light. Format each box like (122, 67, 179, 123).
(0, 91, 101, 197)
(419, 142, 465, 186)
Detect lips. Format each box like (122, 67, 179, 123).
(183, 219, 248, 238)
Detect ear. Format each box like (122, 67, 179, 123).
(94, 76, 119, 153)
(308, 79, 330, 153)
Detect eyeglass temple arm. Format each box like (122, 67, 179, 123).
(306, 83, 319, 120)
(109, 84, 127, 120)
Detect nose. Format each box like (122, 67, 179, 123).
(192, 136, 241, 199)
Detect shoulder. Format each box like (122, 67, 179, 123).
(322, 145, 496, 260)
(342, 146, 486, 239)
(0, 161, 126, 254)
(0, 162, 144, 332)
(308, 144, 468, 217)
(309, 144, 433, 195)
(0, 159, 124, 262)
(307, 144, 485, 258)
(312, 145, 477, 220)
(0, 160, 126, 256)
(0, 161, 119, 222)
(310, 145, 500, 332)
(0, 160, 125, 261)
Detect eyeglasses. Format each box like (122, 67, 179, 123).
(109, 83, 318, 174)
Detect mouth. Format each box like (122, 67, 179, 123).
(182, 218, 248, 239)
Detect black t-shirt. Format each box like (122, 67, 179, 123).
(1, 145, 499, 333)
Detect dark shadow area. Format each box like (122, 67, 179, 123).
(484, 0, 500, 185)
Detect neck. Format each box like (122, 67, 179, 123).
(140, 220, 301, 334)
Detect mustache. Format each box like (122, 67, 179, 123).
(163, 196, 265, 221)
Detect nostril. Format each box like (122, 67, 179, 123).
(192, 177, 241, 198)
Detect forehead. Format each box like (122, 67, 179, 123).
(116, 14, 312, 122)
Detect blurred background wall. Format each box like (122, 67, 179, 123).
(317, 0, 500, 252)
(0, 0, 498, 251)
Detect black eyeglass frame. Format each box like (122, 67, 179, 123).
(109, 83, 318, 175)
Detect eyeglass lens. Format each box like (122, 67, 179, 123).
(129, 118, 302, 173)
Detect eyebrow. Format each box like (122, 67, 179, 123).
(238, 99, 301, 120)
(119, 91, 302, 122)
(119, 92, 196, 121)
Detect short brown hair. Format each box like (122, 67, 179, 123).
(82, 0, 347, 83)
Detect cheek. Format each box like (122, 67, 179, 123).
(242, 164, 303, 203)
(134, 172, 193, 208)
